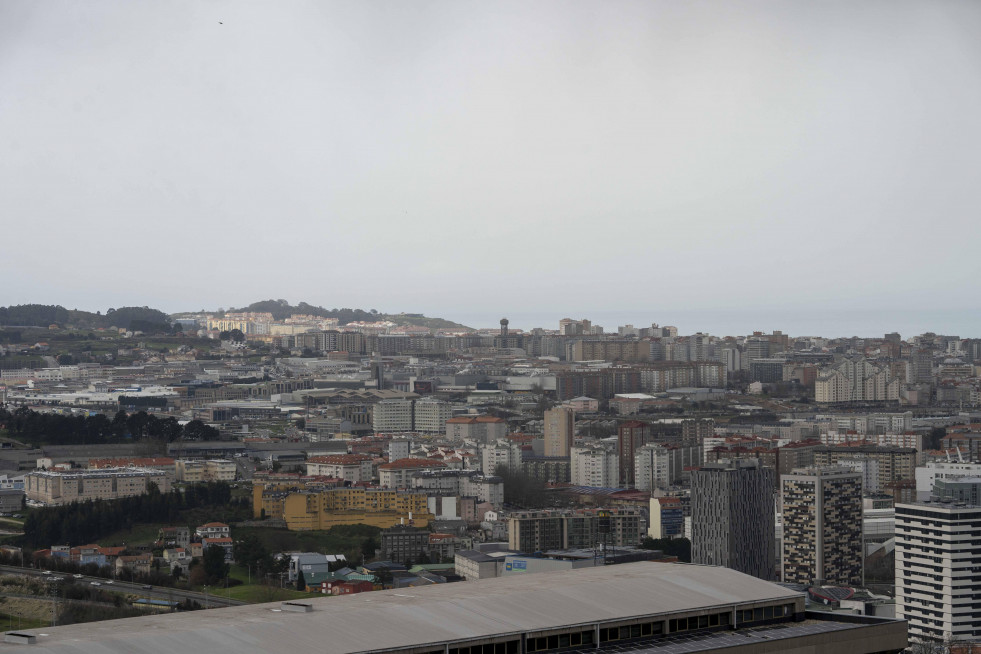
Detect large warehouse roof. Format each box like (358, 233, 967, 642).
(3, 563, 803, 653)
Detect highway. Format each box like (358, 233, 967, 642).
(0, 565, 246, 608)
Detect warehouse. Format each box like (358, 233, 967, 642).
(1, 563, 906, 654)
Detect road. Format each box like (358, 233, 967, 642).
(0, 565, 246, 608)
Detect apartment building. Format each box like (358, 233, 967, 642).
(781, 467, 863, 586)
(305, 454, 373, 483)
(691, 459, 775, 580)
(175, 459, 236, 482)
(411, 469, 505, 506)
(26, 467, 172, 506)
(372, 399, 414, 432)
(571, 445, 619, 487)
(571, 340, 650, 363)
(378, 458, 447, 489)
(544, 406, 575, 457)
(815, 358, 901, 403)
(445, 414, 508, 443)
(896, 501, 981, 642)
(617, 421, 650, 488)
(88, 457, 177, 483)
(281, 487, 433, 531)
(507, 508, 643, 552)
(813, 445, 916, 490)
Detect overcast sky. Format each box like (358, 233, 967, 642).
(1, 1, 979, 331)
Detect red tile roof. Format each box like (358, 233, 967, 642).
(307, 454, 371, 465)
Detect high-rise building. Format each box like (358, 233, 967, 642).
(896, 501, 981, 642)
(781, 467, 863, 586)
(571, 444, 619, 487)
(682, 419, 715, 444)
(617, 420, 650, 487)
(691, 459, 775, 580)
(544, 407, 575, 457)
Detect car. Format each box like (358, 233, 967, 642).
(73, 574, 83, 579)
(12, 514, 22, 518)
(105, 580, 114, 584)
(90, 581, 101, 586)
(42, 570, 52, 575)
(142, 584, 153, 590)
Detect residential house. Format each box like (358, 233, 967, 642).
(195, 522, 230, 539)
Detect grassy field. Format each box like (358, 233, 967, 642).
(233, 524, 379, 563)
(96, 523, 166, 548)
(0, 611, 49, 631)
(221, 584, 311, 603)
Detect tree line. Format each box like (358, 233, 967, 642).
(0, 304, 171, 330)
(21, 482, 241, 548)
(0, 407, 219, 446)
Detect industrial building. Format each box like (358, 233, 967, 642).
(0, 562, 906, 653)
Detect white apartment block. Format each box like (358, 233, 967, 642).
(479, 441, 523, 474)
(372, 399, 414, 432)
(634, 444, 671, 492)
(828, 412, 914, 434)
(896, 502, 981, 642)
(305, 454, 374, 482)
(571, 445, 619, 487)
(414, 398, 453, 433)
(822, 430, 925, 453)
(815, 359, 901, 404)
(915, 461, 981, 500)
(378, 458, 447, 489)
(412, 470, 505, 506)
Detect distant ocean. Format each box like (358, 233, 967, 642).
(444, 308, 981, 339)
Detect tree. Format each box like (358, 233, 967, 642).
(233, 534, 272, 573)
(296, 570, 306, 592)
(361, 537, 378, 562)
(183, 419, 219, 441)
(229, 329, 245, 343)
(202, 545, 229, 583)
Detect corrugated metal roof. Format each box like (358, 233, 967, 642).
(5, 563, 803, 654)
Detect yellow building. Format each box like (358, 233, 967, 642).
(254, 481, 433, 531)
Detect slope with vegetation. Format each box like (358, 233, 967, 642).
(0, 305, 172, 332)
(220, 299, 472, 330)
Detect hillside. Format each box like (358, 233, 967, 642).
(223, 299, 472, 330)
(0, 304, 171, 331)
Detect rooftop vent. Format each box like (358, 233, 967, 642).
(5, 632, 37, 645)
(280, 602, 313, 613)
